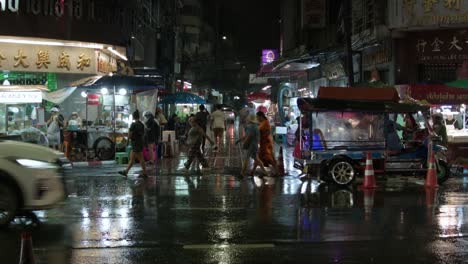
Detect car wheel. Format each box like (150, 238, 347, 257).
(328, 158, 356, 186)
(0, 182, 18, 227)
(437, 160, 450, 184)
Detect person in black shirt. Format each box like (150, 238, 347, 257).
(195, 104, 210, 152)
(119, 110, 147, 177)
(144, 111, 160, 165)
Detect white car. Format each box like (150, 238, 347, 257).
(0, 140, 66, 227)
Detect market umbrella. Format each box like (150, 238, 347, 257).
(160, 92, 205, 104)
(248, 92, 270, 104)
(247, 92, 270, 102)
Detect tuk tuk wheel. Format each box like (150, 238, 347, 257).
(328, 158, 356, 186)
(437, 160, 450, 184)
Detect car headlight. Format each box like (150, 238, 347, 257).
(16, 159, 59, 169)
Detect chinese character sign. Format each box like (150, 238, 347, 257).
(413, 30, 468, 63)
(0, 43, 100, 74)
(391, 0, 468, 28)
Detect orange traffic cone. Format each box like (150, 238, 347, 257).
(425, 188, 438, 225)
(363, 188, 375, 221)
(362, 152, 377, 189)
(277, 146, 285, 176)
(425, 152, 438, 189)
(18, 232, 35, 264)
(164, 134, 173, 158)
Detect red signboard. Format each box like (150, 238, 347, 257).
(87, 94, 100, 105)
(409, 84, 468, 105)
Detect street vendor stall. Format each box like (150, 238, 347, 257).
(0, 85, 48, 145)
(159, 91, 206, 122)
(53, 74, 160, 161)
(400, 83, 468, 164)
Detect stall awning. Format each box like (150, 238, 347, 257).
(247, 92, 270, 102)
(257, 54, 319, 79)
(317, 87, 400, 102)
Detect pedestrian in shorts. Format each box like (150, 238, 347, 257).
(184, 117, 214, 173)
(119, 110, 147, 178)
(210, 104, 226, 151)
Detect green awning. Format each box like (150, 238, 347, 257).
(446, 78, 468, 88)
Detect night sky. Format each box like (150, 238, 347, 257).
(204, 0, 281, 71)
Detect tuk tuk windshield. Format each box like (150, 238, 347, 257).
(310, 111, 385, 150)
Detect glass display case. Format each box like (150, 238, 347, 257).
(0, 104, 5, 135)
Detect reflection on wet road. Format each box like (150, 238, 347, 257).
(2, 133, 468, 263)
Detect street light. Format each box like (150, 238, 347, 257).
(222, 36, 227, 40)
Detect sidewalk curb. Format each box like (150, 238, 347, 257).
(71, 160, 116, 168)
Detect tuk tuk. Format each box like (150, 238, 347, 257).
(293, 87, 450, 186)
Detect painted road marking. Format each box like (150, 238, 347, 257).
(170, 207, 245, 211)
(183, 243, 275, 250)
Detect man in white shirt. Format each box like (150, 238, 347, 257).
(211, 104, 226, 151)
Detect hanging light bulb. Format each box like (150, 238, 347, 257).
(81, 91, 88, 98)
(118, 88, 127, 95)
(101, 87, 109, 94)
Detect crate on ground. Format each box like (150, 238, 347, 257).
(115, 152, 129, 164)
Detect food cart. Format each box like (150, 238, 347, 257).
(401, 83, 468, 165)
(54, 75, 160, 161)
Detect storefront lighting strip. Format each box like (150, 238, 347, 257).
(107, 47, 128, 61)
(0, 38, 104, 49)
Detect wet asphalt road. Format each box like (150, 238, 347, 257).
(2, 127, 468, 263)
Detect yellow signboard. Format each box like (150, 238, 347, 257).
(0, 43, 97, 74)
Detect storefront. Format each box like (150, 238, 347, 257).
(395, 29, 468, 84)
(389, 0, 468, 84)
(0, 85, 48, 144)
(0, 36, 127, 149)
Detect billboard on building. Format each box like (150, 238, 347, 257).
(302, 0, 326, 28)
(261, 49, 279, 65)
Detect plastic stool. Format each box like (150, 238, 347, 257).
(115, 152, 129, 164)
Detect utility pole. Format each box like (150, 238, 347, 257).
(343, 0, 354, 87)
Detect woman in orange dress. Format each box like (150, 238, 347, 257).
(252, 111, 279, 176)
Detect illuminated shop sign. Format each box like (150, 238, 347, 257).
(0, 91, 42, 103)
(0, 0, 19, 12)
(390, 0, 468, 29)
(261, 49, 278, 65)
(0, 42, 96, 74)
(0, 0, 96, 20)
